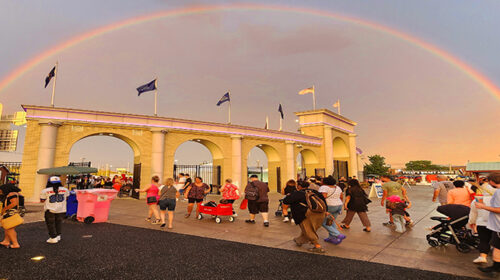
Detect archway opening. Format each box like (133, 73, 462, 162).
(68, 133, 136, 196)
(246, 144, 281, 192)
(173, 139, 223, 189)
(333, 137, 350, 181)
(296, 149, 320, 180)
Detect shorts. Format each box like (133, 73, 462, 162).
(188, 198, 203, 204)
(490, 231, 500, 250)
(159, 198, 176, 211)
(248, 200, 269, 214)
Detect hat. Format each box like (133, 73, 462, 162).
(49, 176, 61, 183)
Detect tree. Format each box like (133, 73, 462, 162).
(404, 160, 447, 171)
(363, 154, 390, 176)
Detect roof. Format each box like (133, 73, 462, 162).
(466, 162, 500, 172)
(37, 166, 98, 175)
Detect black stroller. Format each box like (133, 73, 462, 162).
(426, 204, 479, 253)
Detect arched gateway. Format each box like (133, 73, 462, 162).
(19, 105, 360, 201)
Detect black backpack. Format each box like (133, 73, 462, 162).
(245, 182, 259, 201)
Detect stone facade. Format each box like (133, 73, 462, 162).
(19, 105, 358, 201)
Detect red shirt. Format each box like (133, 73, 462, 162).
(113, 183, 121, 192)
(222, 184, 239, 200)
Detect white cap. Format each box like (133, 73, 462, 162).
(49, 176, 61, 183)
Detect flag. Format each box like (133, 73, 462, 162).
(298, 86, 314, 95)
(333, 100, 340, 108)
(137, 79, 157, 96)
(278, 104, 284, 119)
(44, 66, 56, 88)
(217, 92, 230, 106)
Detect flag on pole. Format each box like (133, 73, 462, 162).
(217, 92, 230, 106)
(298, 86, 314, 95)
(278, 104, 284, 119)
(333, 100, 340, 108)
(44, 66, 56, 88)
(137, 79, 157, 96)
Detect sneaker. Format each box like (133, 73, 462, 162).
(46, 238, 58, 244)
(283, 217, 290, 222)
(245, 219, 256, 224)
(56, 235, 61, 241)
(336, 234, 346, 240)
(291, 219, 295, 224)
(308, 247, 326, 253)
(324, 237, 342, 245)
(382, 221, 394, 226)
(264, 222, 269, 227)
(473, 256, 488, 264)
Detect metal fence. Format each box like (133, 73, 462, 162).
(173, 164, 221, 188)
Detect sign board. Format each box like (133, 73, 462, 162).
(369, 183, 384, 199)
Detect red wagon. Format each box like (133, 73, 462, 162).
(197, 203, 235, 223)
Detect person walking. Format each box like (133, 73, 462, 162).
(40, 176, 70, 244)
(319, 176, 346, 244)
(447, 180, 473, 207)
(244, 175, 270, 227)
(474, 173, 500, 274)
(184, 177, 210, 218)
(469, 180, 496, 264)
(432, 175, 455, 205)
(137, 176, 161, 224)
(281, 179, 297, 223)
(158, 178, 179, 229)
(283, 180, 327, 253)
(380, 175, 409, 226)
(219, 178, 240, 216)
(340, 179, 372, 232)
(0, 183, 22, 248)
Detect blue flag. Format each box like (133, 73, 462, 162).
(137, 79, 157, 96)
(217, 92, 230, 106)
(44, 66, 56, 88)
(278, 104, 284, 119)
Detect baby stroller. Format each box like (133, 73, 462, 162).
(426, 204, 479, 253)
(275, 199, 284, 217)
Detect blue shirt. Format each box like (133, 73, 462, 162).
(487, 188, 500, 232)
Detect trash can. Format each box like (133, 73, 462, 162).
(66, 190, 78, 220)
(75, 189, 118, 224)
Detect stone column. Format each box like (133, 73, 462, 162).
(324, 127, 334, 176)
(151, 130, 166, 181)
(231, 135, 242, 187)
(348, 133, 359, 178)
(285, 141, 295, 181)
(33, 122, 60, 200)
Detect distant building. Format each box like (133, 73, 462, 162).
(466, 162, 500, 178)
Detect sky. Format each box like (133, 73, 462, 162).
(0, 0, 499, 169)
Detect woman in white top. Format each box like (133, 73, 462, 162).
(319, 176, 345, 245)
(469, 183, 496, 264)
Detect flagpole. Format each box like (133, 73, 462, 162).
(337, 98, 341, 115)
(312, 85, 316, 110)
(51, 61, 58, 107)
(279, 118, 283, 131)
(154, 78, 158, 116)
(228, 90, 231, 124)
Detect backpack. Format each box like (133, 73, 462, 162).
(245, 182, 259, 201)
(302, 190, 327, 213)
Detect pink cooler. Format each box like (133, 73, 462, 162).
(75, 189, 118, 224)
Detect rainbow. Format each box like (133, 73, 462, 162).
(1, 3, 499, 100)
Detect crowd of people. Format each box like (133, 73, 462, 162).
(2, 171, 500, 276)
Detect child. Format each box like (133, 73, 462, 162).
(40, 176, 70, 244)
(386, 195, 413, 233)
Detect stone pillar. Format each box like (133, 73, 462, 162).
(33, 122, 60, 200)
(348, 134, 359, 178)
(231, 135, 242, 187)
(151, 130, 166, 182)
(285, 141, 295, 181)
(324, 127, 334, 176)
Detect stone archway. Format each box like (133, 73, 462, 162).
(244, 143, 282, 192)
(297, 148, 320, 178)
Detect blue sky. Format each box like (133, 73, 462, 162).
(1, 0, 499, 168)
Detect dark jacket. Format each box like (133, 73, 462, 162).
(244, 180, 269, 202)
(283, 189, 326, 225)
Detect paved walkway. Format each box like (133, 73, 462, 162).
(21, 185, 489, 278)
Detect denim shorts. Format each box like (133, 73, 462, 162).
(159, 198, 176, 211)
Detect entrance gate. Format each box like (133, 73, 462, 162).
(173, 164, 221, 193)
(333, 160, 348, 182)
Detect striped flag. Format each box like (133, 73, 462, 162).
(298, 86, 314, 95)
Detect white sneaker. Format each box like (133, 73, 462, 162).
(56, 235, 61, 241)
(46, 238, 58, 244)
(473, 256, 487, 264)
(291, 219, 295, 224)
(283, 217, 290, 222)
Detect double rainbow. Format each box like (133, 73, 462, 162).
(1, 4, 498, 100)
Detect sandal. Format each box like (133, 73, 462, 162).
(340, 224, 350, 229)
(363, 228, 371, 232)
(0, 242, 10, 248)
(145, 218, 151, 222)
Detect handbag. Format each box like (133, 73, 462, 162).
(146, 196, 158, 204)
(1, 193, 24, 229)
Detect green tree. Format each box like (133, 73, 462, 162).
(404, 160, 447, 171)
(363, 154, 390, 176)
